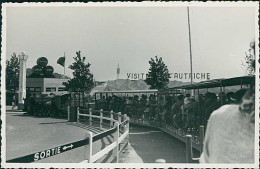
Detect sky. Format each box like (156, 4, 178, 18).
(5, 5, 256, 82)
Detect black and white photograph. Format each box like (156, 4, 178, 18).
(1, 2, 259, 168)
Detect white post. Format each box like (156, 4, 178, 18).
(123, 114, 128, 132)
(18, 52, 28, 110)
(199, 125, 205, 154)
(67, 106, 70, 121)
(89, 108, 92, 126)
(110, 110, 114, 128)
(85, 131, 93, 163)
(186, 134, 193, 163)
(155, 159, 166, 163)
(77, 107, 79, 123)
(126, 116, 130, 145)
(100, 109, 103, 128)
(113, 122, 119, 163)
(118, 112, 121, 124)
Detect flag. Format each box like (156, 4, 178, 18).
(57, 57, 65, 67)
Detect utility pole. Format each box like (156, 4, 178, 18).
(187, 6, 193, 85)
(64, 52, 66, 76)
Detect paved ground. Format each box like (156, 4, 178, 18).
(6, 107, 196, 163)
(6, 107, 113, 163)
(123, 125, 199, 163)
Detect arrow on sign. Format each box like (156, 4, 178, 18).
(62, 144, 73, 151)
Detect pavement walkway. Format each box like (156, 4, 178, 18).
(5, 107, 193, 163)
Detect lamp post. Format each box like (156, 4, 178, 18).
(18, 51, 28, 110)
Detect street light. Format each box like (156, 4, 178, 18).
(19, 51, 28, 61)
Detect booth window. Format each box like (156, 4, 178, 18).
(35, 87, 41, 92)
(58, 87, 65, 91)
(46, 87, 56, 92)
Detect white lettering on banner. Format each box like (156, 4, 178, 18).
(126, 72, 210, 80)
(63, 144, 73, 150)
(33, 144, 74, 161)
(34, 146, 62, 161)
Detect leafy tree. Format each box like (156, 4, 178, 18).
(63, 51, 94, 91)
(145, 56, 171, 89)
(242, 40, 255, 75)
(6, 53, 20, 92)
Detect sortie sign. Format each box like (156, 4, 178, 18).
(6, 138, 89, 163)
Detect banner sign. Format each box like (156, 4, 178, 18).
(7, 138, 89, 163)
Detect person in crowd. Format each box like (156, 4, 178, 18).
(217, 92, 227, 106)
(148, 94, 157, 120)
(125, 97, 133, 117)
(181, 97, 192, 129)
(12, 94, 16, 110)
(200, 87, 255, 163)
(164, 96, 175, 124)
(98, 96, 107, 110)
(139, 94, 148, 119)
(109, 96, 116, 111)
(172, 94, 184, 128)
(232, 88, 248, 104)
(197, 94, 205, 125)
(204, 92, 218, 121)
(189, 96, 198, 129)
(185, 93, 191, 98)
(132, 95, 140, 118)
(158, 96, 167, 123)
(121, 96, 127, 114)
(200, 58, 255, 163)
(181, 96, 198, 129)
(106, 96, 112, 111)
(226, 92, 235, 104)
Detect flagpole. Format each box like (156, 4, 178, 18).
(187, 6, 193, 85)
(64, 52, 65, 76)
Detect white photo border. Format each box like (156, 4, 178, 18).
(1, 1, 259, 168)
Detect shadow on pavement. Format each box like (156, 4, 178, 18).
(38, 122, 68, 124)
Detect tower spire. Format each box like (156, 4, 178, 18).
(117, 62, 120, 79)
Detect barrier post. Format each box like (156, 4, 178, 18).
(199, 125, 205, 154)
(118, 112, 121, 124)
(89, 108, 92, 126)
(77, 107, 79, 123)
(123, 114, 128, 133)
(85, 131, 93, 163)
(67, 106, 70, 122)
(155, 159, 166, 163)
(100, 109, 103, 128)
(186, 134, 193, 163)
(126, 116, 130, 146)
(113, 122, 119, 163)
(110, 110, 114, 128)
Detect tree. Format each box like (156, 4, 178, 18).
(63, 51, 94, 91)
(242, 40, 255, 75)
(145, 56, 171, 89)
(6, 53, 20, 92)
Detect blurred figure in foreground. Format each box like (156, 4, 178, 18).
(200, 87, 255, 163)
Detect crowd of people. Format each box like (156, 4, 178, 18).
(95, 88, 248, 130)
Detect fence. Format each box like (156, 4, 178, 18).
(77, 108, 129, 163)
(7, 107, 129, 163)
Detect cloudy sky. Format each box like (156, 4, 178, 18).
(5, 4, 256, 82)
